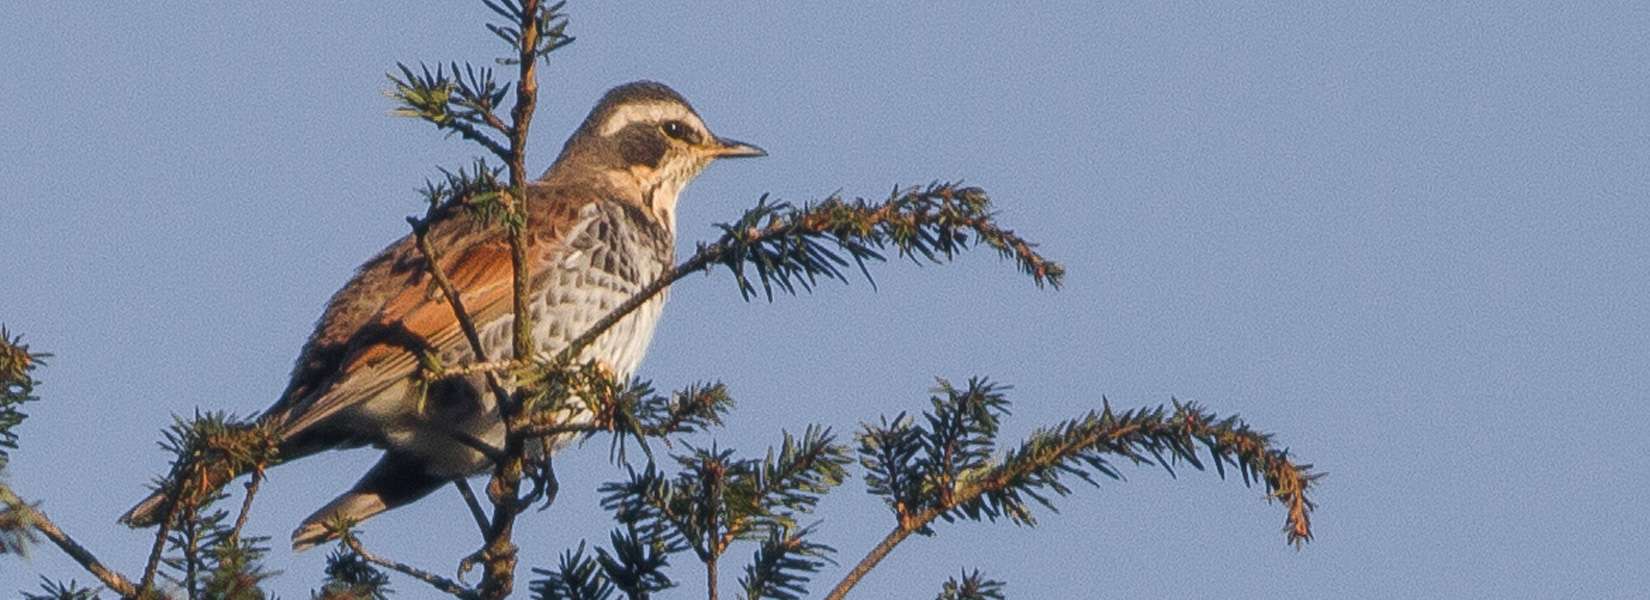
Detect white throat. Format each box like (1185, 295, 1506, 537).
(610, 156, 709, 237)
(646, 157, 710, 235)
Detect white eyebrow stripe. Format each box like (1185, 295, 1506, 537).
(598, 102, 706, 137)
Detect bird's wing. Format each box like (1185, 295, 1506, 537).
(275, 187, 598, 446)
(275, 238, 517, 441)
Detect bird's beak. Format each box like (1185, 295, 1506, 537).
(711, 136, 767, 158)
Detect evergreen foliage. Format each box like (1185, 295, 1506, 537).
(23, 577, 102, 600)
(0, 327, 45, 471)
(0, 2, 1317, 598)
(935, 570, 1004, 600)
(313, 549, 394, 600)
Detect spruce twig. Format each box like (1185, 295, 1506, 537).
(341, 528, 479, 600)
(825, 384, 1319, 599)
(477, 2, 573, 598)
(935, 569, 1005, 600)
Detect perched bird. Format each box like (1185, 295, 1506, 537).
(120, 81, 764, 549)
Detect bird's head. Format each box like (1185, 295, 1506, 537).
(545, 81, 764, 231)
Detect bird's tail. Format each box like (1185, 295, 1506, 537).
(118, 489, 173, 528)
(289, 450, 448, 551)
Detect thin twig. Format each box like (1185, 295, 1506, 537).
(0, 486, 141, 598)
(822, 525, 914, 600)
(480, 110, 511, 136)
(411, 225, 494, 368)
(439, 358, 527, 379)
(552, 250, 720, 366)
(448, 119, 511, 161)
(454, 479, 491, 537)
(511, 422, 603, 439)
(229, 467, 264, 542)
(184, 516, 202, 600)
(345, 534, 479, 599)
(478, 2, 546, 597)
(140, 485, 182, 594)
(703, 458, 726, 600)
(706, 553, 719, 600)
(408, 216, 517, 410)
(505, 2, 540, 364)
(443, 426, 508, 464)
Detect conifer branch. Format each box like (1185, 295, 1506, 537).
(511, 375, 731, 464)
(429, 181, 1062, 390)
(0, 486, 141, 598)
(138, 415, 279, 598)
(527, 541, 614, 600)
(475, 3, 575, 598)
(594, 525, 678, 599)
(821, 525, 910, 600)
(229, 468, 264, 544)
(317, 548, 395, 600)
(827, 381, 1318, 599)
(23, 577, 104, 600)
(343, 530, 479, 599)
(722, 427, 848, 547)
(408, 177, 518, 426)
(935, 569, 1005, 600)
(738, 524, 834, 600)
(0, 327, 45, 469)
(595, 431, 846, 600)
(409, 222, 493, 363)
(388, 62, 513, 161)
(548, 182, 1064, 371)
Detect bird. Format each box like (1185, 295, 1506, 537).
(120, 80, 765, 550)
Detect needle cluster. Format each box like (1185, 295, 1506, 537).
(709, 184, 1065, 301)
(934, 569, 1005, 600)
(0, 327, 45, 470)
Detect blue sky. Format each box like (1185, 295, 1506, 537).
(3, 3, 1647, 598)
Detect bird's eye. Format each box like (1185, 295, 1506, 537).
(661, 120, 694, 142)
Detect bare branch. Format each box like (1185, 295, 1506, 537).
(407, 209, 518, 419)
(229, 468, 264, 542)
(454, 479, 492, 538)
(822, 525, 910, 600)
(139, 487, 178, 594)
(450, 120, 512, 162)
(344, 532, 479, 599)
(0, 486, 141, 598)
(409, 222, 494, 370)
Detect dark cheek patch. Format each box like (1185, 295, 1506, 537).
(617, 127, 667, 168)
